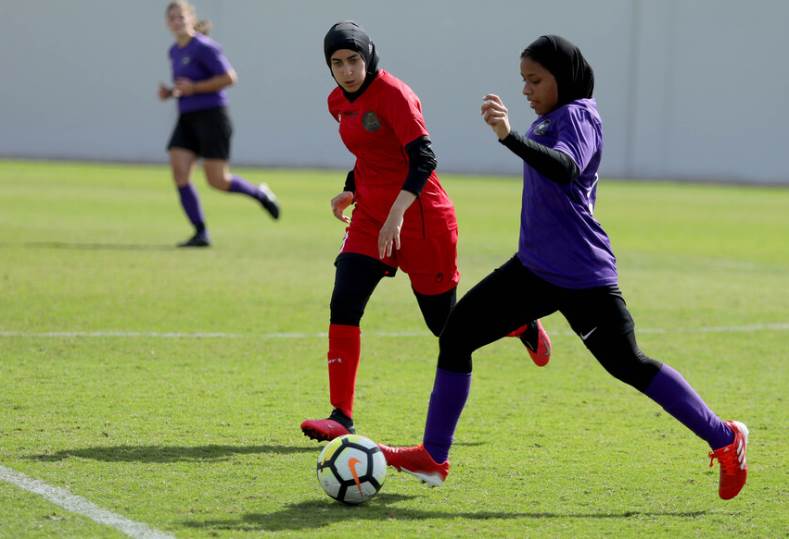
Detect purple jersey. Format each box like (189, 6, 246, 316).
(516, 98, 618, 288)
(168, 33, 232, 114)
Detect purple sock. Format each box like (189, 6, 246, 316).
(177, 184, 206, 234)
(644, 363, 733, 449)
(422, 368, 471, 463)
(229, 175, 263, 201)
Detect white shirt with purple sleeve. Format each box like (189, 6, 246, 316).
(516, 98, 618, 289)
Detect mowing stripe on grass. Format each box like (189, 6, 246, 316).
(1, 322, 788, 340)
(0, 464, 174, 539)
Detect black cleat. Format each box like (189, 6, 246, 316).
(258, 183, 281, 220)
(177, 232, 210, 248)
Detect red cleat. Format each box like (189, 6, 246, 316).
(300, 418, 353, 442)
(708, 420, 749, 500)
(519, 320, 551, 367)
(378, 443, 449, 487)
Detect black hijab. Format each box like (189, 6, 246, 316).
(323, 21, 380, 100)
(522, 35, 594, 107)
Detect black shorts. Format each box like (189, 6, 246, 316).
(441, 255, 635, 355)
(438, 255, 661, 387)
(167, 106, 232, 160)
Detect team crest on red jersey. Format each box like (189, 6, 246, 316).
(362, 111, 381, 132)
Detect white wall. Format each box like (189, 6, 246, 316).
(1, 0, 787, 183)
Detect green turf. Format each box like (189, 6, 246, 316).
(0, 160, 787, 538)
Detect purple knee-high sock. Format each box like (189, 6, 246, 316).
(229, 175, 263, 201)
(177, 184, 206, 234)
(644, 363, 733, 449)
(422, 368, 471, 463)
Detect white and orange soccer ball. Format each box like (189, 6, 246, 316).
(316, 434, 386, 504)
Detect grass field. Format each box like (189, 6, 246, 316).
(0, 160, 787, 538)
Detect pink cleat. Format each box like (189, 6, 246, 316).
(300, 409, 355, 442)
(518, 320, 552, 367)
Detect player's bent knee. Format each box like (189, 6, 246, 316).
(424, 317, 444, 338)
(329, 298, 364, 326)
(206, 175, 230, 190)
(587, 331, 661, 391)
(437, 348, 472, 373)
(416, 288, 456, 337)
(436, 326, 474, 373)
(422, 307, 451, 337)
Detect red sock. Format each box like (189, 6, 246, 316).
(327, 323, 361, 419)
(506, 323, 529, 337)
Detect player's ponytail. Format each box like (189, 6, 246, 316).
(194, 19, 212, 35)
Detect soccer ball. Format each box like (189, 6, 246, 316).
(316, 434, 386, 504)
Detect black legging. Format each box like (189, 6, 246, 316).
(330, 252, 457, 337)
(438, 256, 661, 391)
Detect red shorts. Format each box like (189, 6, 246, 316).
(339, 210, 460, 295)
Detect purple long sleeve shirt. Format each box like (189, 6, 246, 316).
(516, 98, 618, 288)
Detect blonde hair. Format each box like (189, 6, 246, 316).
(166, 1, 212, 35)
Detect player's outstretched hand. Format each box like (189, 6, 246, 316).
(331, 191, 354, 224)
(481, 94, 511, 140)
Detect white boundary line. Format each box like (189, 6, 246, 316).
(1, 322, 788, 339)
(0, 464, 174, 539)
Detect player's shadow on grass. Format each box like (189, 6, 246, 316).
(30, 442, 484, 464)
(20, 241, 175, 251)
(181, 496, 708, 532)
(29, 444, 315, 463)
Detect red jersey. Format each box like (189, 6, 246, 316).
(328, 70, 457, 236)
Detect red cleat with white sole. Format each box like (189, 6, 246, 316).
(378, 443, 449, 487)
(708, 420, 749, 500)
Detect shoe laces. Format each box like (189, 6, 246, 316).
(383, 444, 422, 459)
(708, 446, 738, 475)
